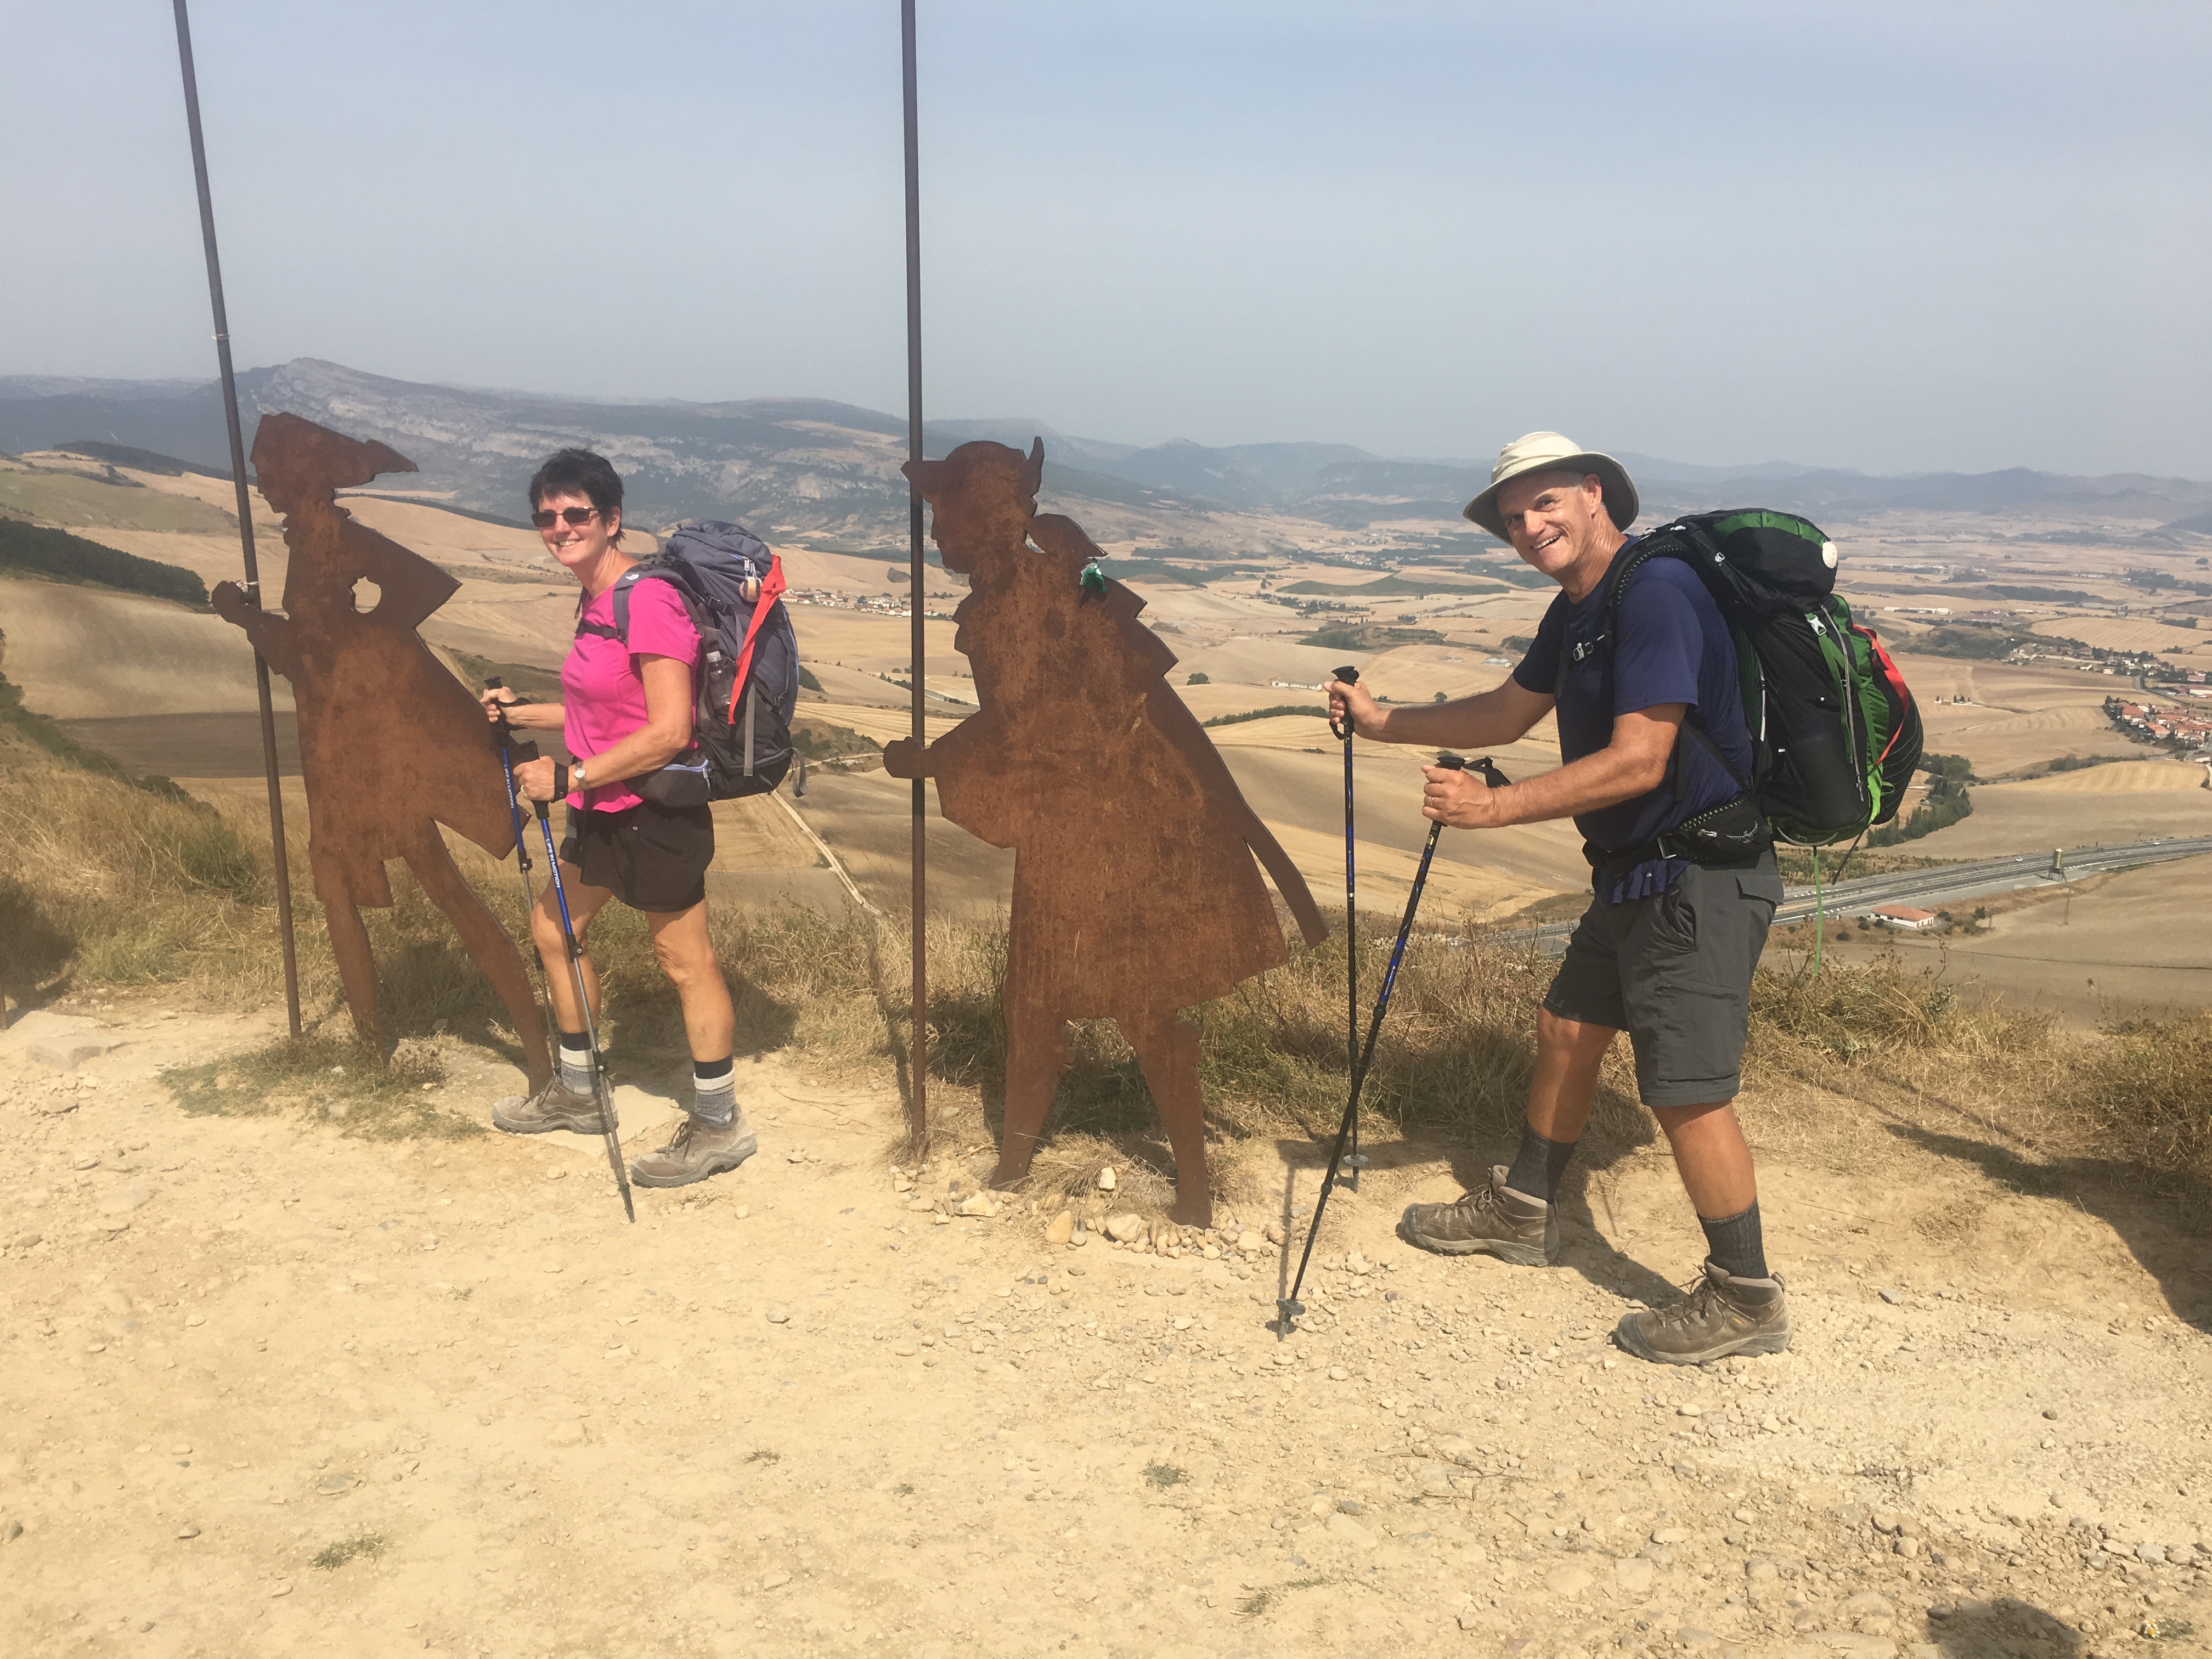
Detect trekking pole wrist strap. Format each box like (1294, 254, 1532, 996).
(554, 762, 571, 800)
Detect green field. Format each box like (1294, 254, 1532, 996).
(0, 517, 209, 608)
(1281, 572, 1506, 597)
(0, 467, 236, 534)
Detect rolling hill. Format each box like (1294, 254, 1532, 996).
(8, 361, 2209, 563)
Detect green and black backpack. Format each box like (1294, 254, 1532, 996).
(1597, 509, 1922, 848)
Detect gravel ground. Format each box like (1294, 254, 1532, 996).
(2, 997, 2208, 1659)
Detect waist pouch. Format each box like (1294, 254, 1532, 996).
(630, 746, 713, 809)
(1585, 789, 1771, 873)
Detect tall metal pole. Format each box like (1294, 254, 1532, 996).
(172, 0, 302, 1036)
(902, 0, 928, 1130)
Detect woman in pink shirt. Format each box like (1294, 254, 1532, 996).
(480, 449, 754, 1188)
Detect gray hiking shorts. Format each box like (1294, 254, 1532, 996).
(1541, 852, 1783, 1109)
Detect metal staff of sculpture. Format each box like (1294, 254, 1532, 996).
(1278, 754, 1509, 1335)
(170, 0, 302, 1035)
(900, 0, 929, 1138)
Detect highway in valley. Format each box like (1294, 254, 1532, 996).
(1505, 835, 2212, 952)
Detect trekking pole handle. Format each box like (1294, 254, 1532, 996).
(1439, 753, 1511, 789)
(1327, 665, 1359, 742)
(484, 675, 519, 741)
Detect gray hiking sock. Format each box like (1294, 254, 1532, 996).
(1699, 1201, 1769, 1281)
(557, 1031, 596, 1096)
(691, 1056, 737, 1128)
(1505, 1125, 1577, 1203)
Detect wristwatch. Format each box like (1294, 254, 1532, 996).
(572, 760, 589, 794)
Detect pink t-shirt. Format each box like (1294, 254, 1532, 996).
(561, 577, 701, 812)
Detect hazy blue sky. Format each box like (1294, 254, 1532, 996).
(10, 1, 2209, 475)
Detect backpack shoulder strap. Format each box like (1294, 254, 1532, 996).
(1591, 531, 1752, 797)
(1554, 537, 1667, 694)
(574, 562, 681, 645)
(574, 582, 622, 642)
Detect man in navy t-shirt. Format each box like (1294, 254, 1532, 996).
(1326, 432, 1790, 1366)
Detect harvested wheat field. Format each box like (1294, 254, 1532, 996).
(1909, 772, 2212, 859)
(0, 577, 289, 722)
(2029, 616, 2212, 663)
(2005, 761, 2207, 793)
(1833, 856, 2212, 1023)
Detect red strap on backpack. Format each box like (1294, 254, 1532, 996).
(725, 555, 787, 723)
(1857, 624, 1914, 766)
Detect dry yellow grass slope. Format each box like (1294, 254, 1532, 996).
(0, 575, 285, 719)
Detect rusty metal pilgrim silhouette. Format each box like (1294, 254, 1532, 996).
(884, 439, 1325, 1226)
(212, 413, 552, 1090)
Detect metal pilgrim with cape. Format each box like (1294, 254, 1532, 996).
(884, 438, 1325, 1226)
(210, 415, 555, 1099)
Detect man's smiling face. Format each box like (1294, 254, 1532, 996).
(1494, 469, 1611, 583)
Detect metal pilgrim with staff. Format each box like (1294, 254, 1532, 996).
(209, 415, 554, 1094)
(883, 438, 1326, 1227)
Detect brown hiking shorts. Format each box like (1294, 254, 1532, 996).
(1541, 852, 1782, 1109)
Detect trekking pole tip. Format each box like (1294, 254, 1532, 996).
(1275, 1298, 1304, 1335)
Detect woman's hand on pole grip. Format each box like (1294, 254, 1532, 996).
(514, 756, 560, 803)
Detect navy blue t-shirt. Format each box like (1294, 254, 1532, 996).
(1513, 542, 1754, 900)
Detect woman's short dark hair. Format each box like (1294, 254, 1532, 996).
(528, 448, 624, 542)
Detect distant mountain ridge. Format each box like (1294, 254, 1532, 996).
(3, 359, 2207, 554)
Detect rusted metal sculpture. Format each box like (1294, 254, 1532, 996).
(211, 413, 552, 1090)
(884, 439, 1325, 1225)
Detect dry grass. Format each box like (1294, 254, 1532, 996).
(6, 732, 2205, 1223)
(165, 1034, 478, 1141)
(0, 739, 279, 1006)
(2059, 1012, 2212, 1194)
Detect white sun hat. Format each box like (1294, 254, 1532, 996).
(1462, 431, 1639, 543)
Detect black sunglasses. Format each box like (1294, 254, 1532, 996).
(531, 506, 600, 529)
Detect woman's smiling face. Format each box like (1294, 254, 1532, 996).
(535, 490, 619, 575)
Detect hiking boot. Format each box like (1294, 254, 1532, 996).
(1613, 1260, 1792, 1365)
(1398, 1165, 1556, 1265)
(629, 1113, 758, 1189)
(492, 1077, 611, 1136)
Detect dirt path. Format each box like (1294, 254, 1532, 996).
(2, 999, 2209, 1659)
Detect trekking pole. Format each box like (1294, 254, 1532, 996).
(1328, 665, 1363, 1189)
(483, 680, 554, 1023)
(487, 685, 635, 1225)
(1277, 752, 1509, 1337)
(535, 792, 635, 1222)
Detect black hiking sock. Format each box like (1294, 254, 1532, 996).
(691, 1055, 737, 1128)
(557, 1030, 595, 1096)
(1699, 1201, 1770, 1281)
(1504, 1125, 1577, 1203)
